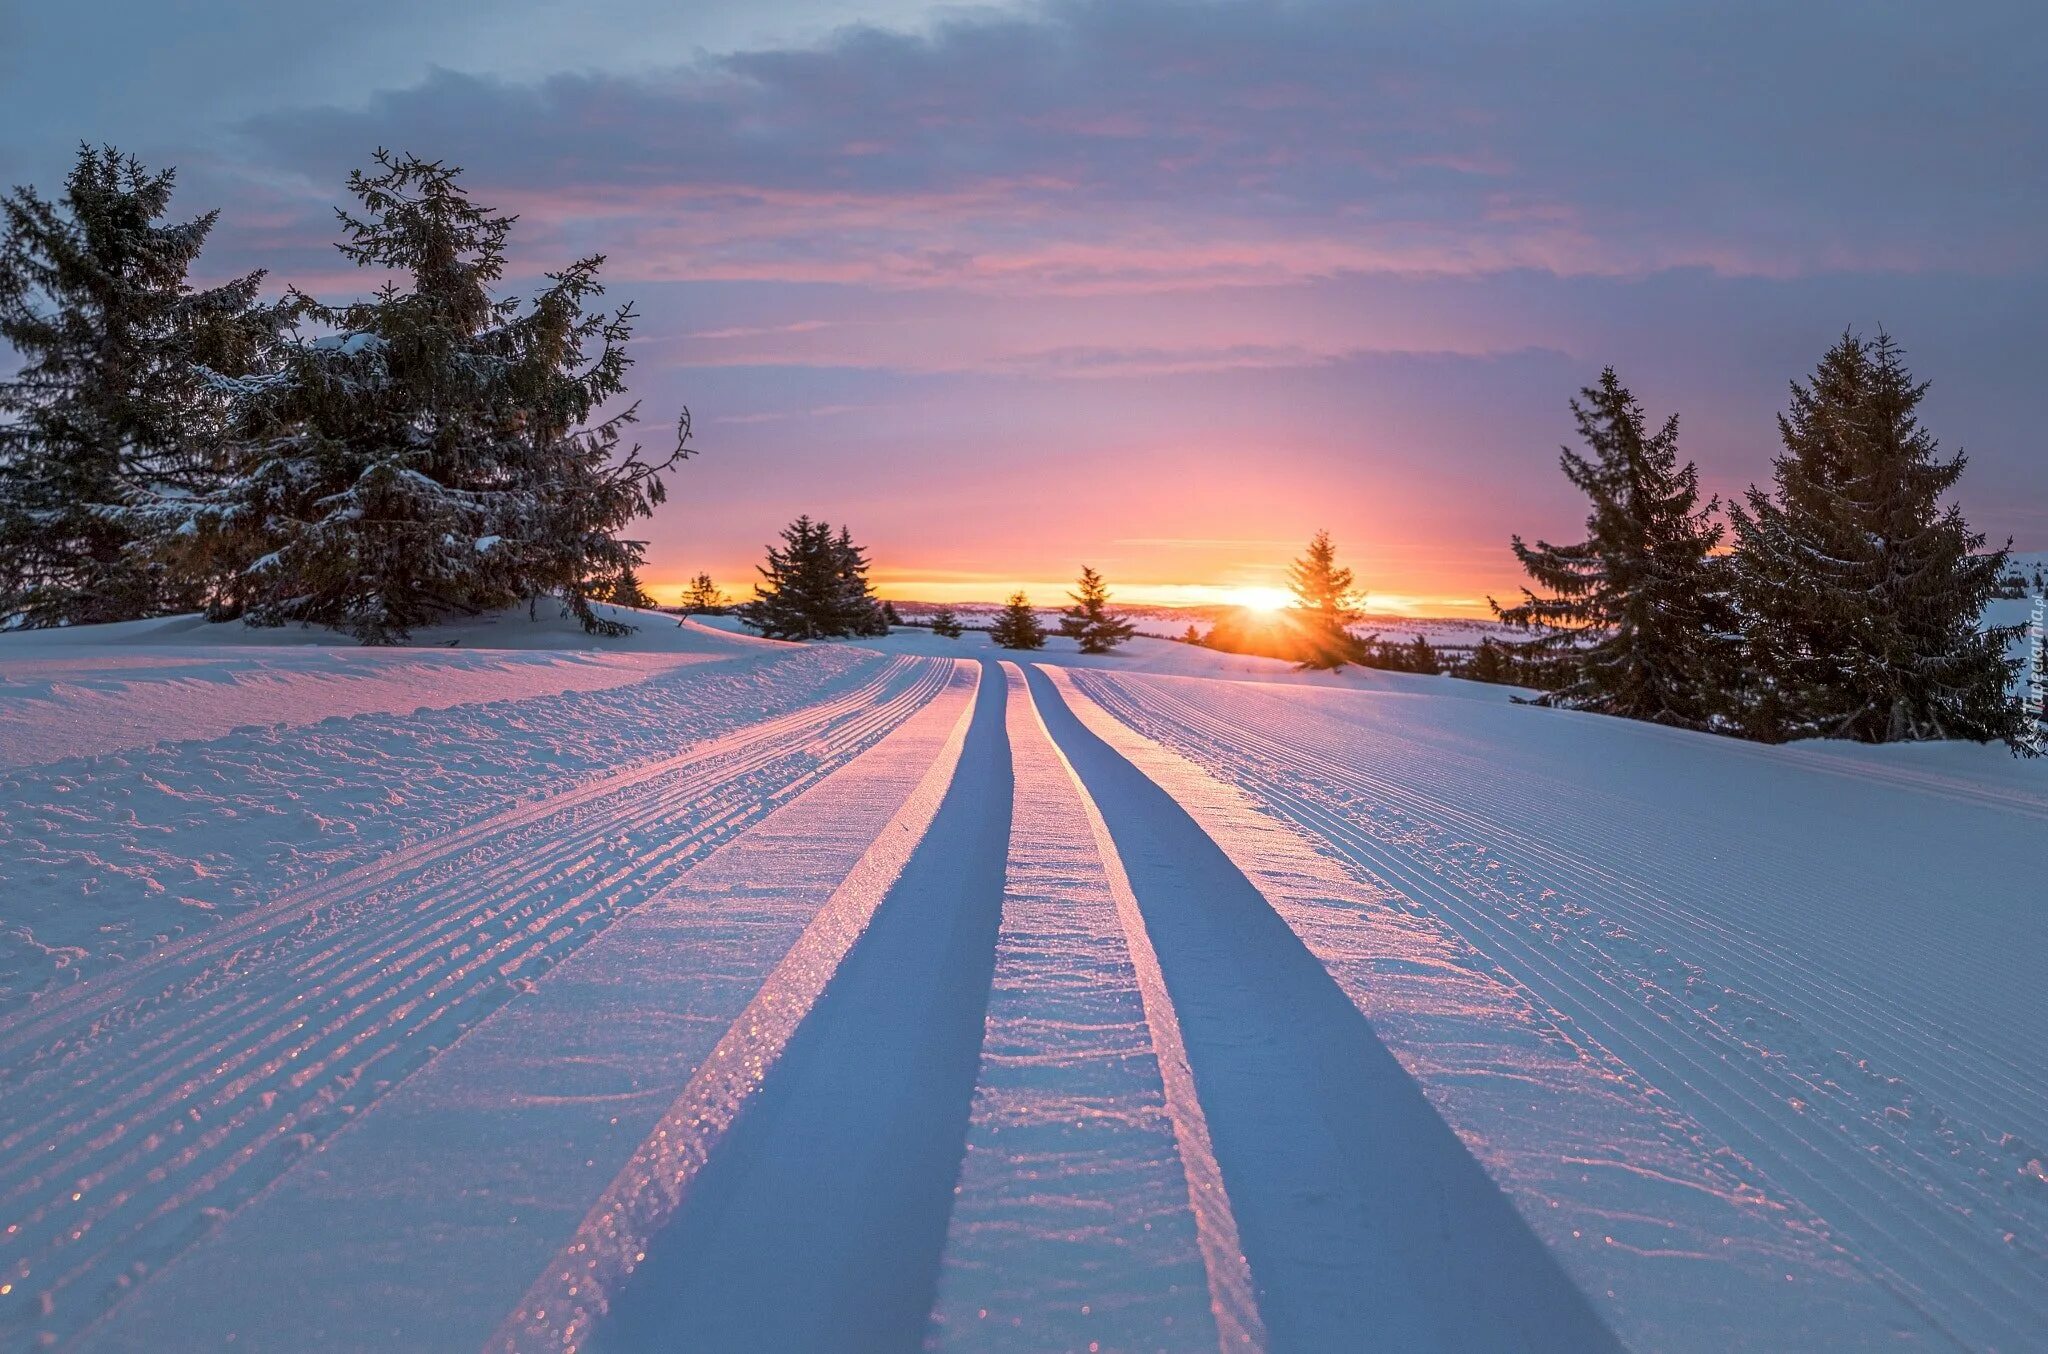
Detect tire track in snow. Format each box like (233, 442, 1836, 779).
(1026, 666, 1622, 1354)
(494, 658, 998, 1354)
(1073, 670, 2045, 1351)
(0, 656, 950, 1349)
(926, 663, 1254, 1354)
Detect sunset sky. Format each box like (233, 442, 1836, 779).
(3, 1, 2043, 614)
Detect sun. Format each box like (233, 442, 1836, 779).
(1221, 586, 1292, 614)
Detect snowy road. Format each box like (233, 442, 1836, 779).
(2, 623, 2043, 1351)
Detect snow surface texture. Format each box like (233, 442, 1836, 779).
(0, 609, 2042, 1351)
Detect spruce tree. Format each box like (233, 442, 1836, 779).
(1493, 368, 1729, 728)
(739, 515, 838, 639)
(1465, 637, 1515, 685)
(989, 592, 1046, 650)
(737, 517, 887, 639)
(607, 566, 654, 610)
(880, 600, 903, 629)
(1728, 332, 2024, 746)
(829, 524, 888, 637)
(1287, 529, 1362, 668)
(130, 150, 686, 643)
(0, 145, 275, 627)
(679, 571, 726, 613)
(929, 606, 964, 639)
(1059, 565, 1136, 654)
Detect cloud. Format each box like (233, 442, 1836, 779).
(687, 320, 835, 340)
(222, 0, 2047, 296)
(707, 402, 878, 425)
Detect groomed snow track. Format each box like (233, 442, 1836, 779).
(3, 640, 2039, 1352)
(1, 655, 951, 1349)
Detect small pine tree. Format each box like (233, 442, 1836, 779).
(607, 566, 654, 610)
(1181, 623, 1205, 645)
(880, 599, 903, 628)
(1728, 331, 2024, 746)
(1058, 565, 1136, 655)
(738, 517, 886, 639)
(1464, 637, 1516, 685)
(989, 592, 1046, 650)
(1406, 635, 1442, 675)
(1493, 368, 1730, 728)
(129, 151, 686, 643)
(930, 606, 964, 639)
(679, 571, 726, 613)
(739, 515, 838, 639)
(1287, 530, 1362, 668)
(0, 145, 277, 627)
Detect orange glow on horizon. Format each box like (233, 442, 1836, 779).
(650, 572, 1497, 618)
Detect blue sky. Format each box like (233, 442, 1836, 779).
(3, 1, 2043, 608)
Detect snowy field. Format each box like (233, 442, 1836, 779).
(1, 606, 2043, 1351)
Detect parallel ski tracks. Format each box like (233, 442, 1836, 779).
(1073, 671, 2047, 1349)
(0, 656, 948, 1347)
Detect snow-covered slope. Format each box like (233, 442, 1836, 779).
(0, 614, 2041, 1351)
(0, 605, 772, 768)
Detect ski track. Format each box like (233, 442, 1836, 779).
(79, 660, 983, 1353)
(0, 646, 722, 772)
(0, 644, 886, 1008)
(4, 632, 2040, 1353)
(1028, 665, 1622, 1354)
(0, 654, 951, 1348)
(925, 663, 1243, 1354)
(585, 658, 1013, 1354)
(1070, 669, 2048, 1351)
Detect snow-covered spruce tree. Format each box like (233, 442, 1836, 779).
(929, 606, 964, 639)
(0, 145, 275, 627)
(1287, 529, 1362, 668)
(1728, 332, 2024, 746)
(132, 150, 686, 643)
(1492, 369, 1730, 728)
(989, 592, 1046, 650)
(1059, 565, 1136, 654)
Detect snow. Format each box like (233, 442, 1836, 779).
(0, 606, 774, 768)
(0, 608, 2042, 1351)
(84, 662, 980, 1353)
(308, 331, 385, 357)
(1061, 666, 2046, 1349)
(696, 611, 1529, 701)
(926, 666, 1237, 1352)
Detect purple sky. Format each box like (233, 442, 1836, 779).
(4, 1, 2043, 611)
